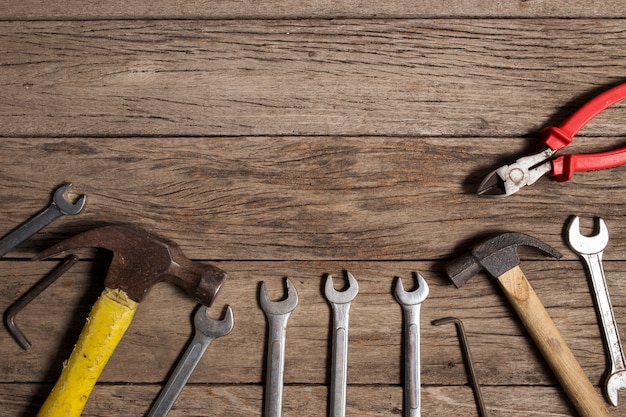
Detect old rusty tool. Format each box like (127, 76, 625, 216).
(394, 273, 429, 417)
(431, 317, 488, 417)
(325, 272, 359, 417)
(446, 232, 610, 417)
(32, 225, 227, 417)
(147, 304, 234, 417)
(478, 82, 626, 197)
(0, 183, 86, 257)
(567, 216, 626, 406)
(260, 278, 298, 417)
(4, 255, 79, 350)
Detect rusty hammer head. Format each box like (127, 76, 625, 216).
(33, 225, 227, 305)
(446, 232, 561, 288)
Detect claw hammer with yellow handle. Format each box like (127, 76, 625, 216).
(33, 225, 227, 417)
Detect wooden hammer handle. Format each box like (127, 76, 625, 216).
(497, 266, 610, 417)
(37, 287, 138, 417)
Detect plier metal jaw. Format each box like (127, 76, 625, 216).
(477, 82, 626, 197)
(477, 148, 555, 197)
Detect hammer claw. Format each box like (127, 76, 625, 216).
(447, 232, 561, 287)
(34, 225, 227, 417)
(447, 232, 610, 417)
(32, 225, 227, 305)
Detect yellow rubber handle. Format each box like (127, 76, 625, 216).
(37, 287, 138, 417)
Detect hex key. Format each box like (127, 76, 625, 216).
(432, 317, 488, 417)
(5, 255, 79, 350)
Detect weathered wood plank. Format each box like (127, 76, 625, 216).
(1, 20, 625, 137)
(0, 383, 581, 417)
(1, 8, 626, 417)
(0, 0, 625, 19)
(0, 137, 625, 260)
(0, 260, 616, 387)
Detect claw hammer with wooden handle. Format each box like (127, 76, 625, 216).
(33, 225, 227, 417)
(446, 232, 610, 417)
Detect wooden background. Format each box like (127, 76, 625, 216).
(1, 1, 626, 416)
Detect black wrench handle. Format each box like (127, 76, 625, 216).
(0, 204, 64, 257)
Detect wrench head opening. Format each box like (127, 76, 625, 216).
(566, 216, 609, 256)
(394, 273, 429, 306)
(259, 278, 298, 315)
(53, 183, 86, 215)
(606, 369, 626, 407)
(194, 304, 234, 338)
(324, 271, 359, 304)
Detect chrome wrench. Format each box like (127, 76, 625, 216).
(567, 216, 626, 406)
(260, 278, 298, 417)
(0, 183, 86, 257)
(394, 273, 429, 417)
(147, 305, 234, 417)
(325, 272, 359, 417)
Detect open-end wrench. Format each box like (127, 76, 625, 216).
(394, 273, 429, 417)
(0, 183, 86, 258)
(567, 215, 626, 406)
(260, 278, 298, 417)
(147, 305, 234, 417)
(325, 271, 359, 417)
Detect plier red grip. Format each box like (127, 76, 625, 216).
(478, 82, 626, 197)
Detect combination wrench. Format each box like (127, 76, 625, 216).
(0, 183, 86, 257)
(147, 305, 234, 417)
(260, 278, 298, 417)
(566, 215, 626, 406)
(394, 273, 429, 417)
(325, 272, 359, 417)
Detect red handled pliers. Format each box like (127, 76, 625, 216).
(478, 82, 626, 197)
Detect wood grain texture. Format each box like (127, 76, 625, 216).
(1, 0, 625, 19)
(2, 4, 626, 416)
(0, 20, 625, 137)
(2, 137, 626, 261)
(0, 384, 580, 416)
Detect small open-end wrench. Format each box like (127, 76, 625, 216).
(325, 271, 359, 417)
(147, 305, 234, 417)
(567, 215, 626, 406)
(394, 273, 429, 417)
(0, 183, 86, 258)
(260, 278, 298, 417)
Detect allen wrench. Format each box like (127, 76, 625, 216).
(431, 317, 488, 417)
(4, 255, 79, 350)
